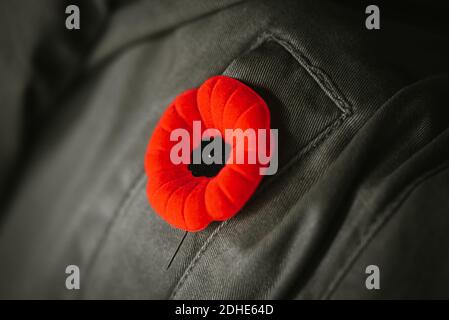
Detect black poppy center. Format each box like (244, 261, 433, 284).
(188, 136, 230, 178)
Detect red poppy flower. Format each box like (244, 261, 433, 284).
(144, 75, 271, 231)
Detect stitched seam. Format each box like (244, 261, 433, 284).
(168, 106, 351, 299)
(322, 161, 449, 299)
(258, 32, 352, 115)
(169, 30, 353, 298)
(267, 112, 349, 189)
(169, 220, 229, 299)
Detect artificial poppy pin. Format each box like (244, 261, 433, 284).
(144, 75, 272, 232)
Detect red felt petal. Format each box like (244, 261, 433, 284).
(144, 75, 271, 231)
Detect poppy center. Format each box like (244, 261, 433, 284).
(188, 136, 230, 178)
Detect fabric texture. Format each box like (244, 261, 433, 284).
(0, 0, 448, 299)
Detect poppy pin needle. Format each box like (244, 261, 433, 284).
(166, 231, 188, 270)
